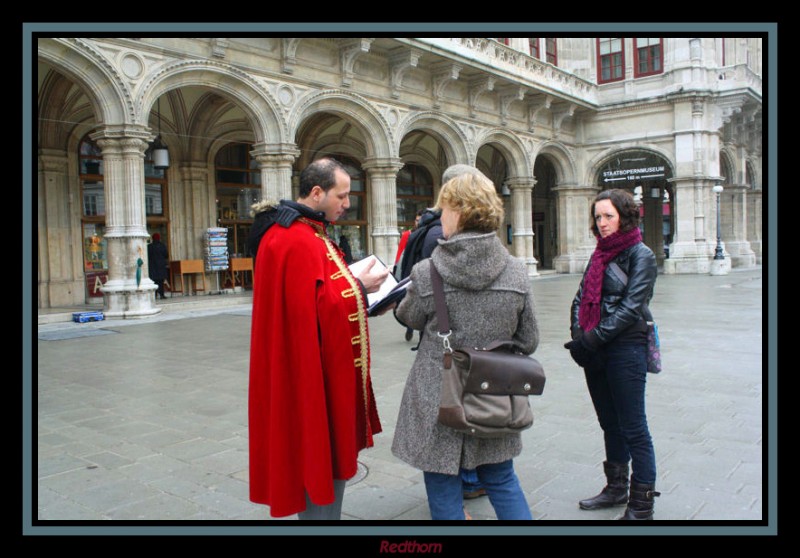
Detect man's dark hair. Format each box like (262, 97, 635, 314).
(299, 157, 348, 198)
(590, 188, 640, 236)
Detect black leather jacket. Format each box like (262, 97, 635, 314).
(570, 242, 657, 345)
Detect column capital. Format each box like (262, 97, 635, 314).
(89, 123, 154, 144)
(38, 149, 69, 173)
(361, 157, 404, 174)
(250, 142, 301, 162)
(506, 176, 535, 190)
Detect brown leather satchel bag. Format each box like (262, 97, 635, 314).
(430, 262, 545, 438)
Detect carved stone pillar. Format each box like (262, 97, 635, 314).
(251, 144, 301, 202)
(552, 184, 597, 274)
(506, 177, 538, 277)
(91, 130, 160, 318)
(747, 188, 762, 264)
(177, 163, 211, 260)
(663, 177, 725, 274)
(38, 149, 82, 307)
(362, 157, 404, 265)
(722, 183, 756, 268)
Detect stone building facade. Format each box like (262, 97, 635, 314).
(37, 37, 762, 318)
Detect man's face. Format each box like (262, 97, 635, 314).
(310, 169, 351, 223)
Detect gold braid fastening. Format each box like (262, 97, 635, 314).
(318, 232, 372, 445)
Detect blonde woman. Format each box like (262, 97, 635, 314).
(392, 172, 539, 520)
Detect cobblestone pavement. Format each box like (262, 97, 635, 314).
(30, 267, 769, 536)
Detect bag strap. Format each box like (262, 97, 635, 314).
(608, 261, 628, 285)
(608, 260, 654, 322)
(430, 262, 453, 368)
(430, 262, 449, 333)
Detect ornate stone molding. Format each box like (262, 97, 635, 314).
(339, 38, 374, 87)
(210, 38, 229, 59)
(431, 62, 462, 109)
(553, 103, 576, 134)
(389, 48, 422, 99)
(139, 59, 287, 140)
(468, 76, 495, 118)
(281, 38, 302, 74)
(499, 86, 526, 126)
(57, 38, 137, 122)
(527, 95, 552, 133)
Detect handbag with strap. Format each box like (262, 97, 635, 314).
(430, 261, 545, 438)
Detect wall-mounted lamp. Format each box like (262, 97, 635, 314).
(152, 97, 169, 170)
(501, 182, 511, 197)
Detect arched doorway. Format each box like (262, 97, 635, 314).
(533, 156, 558, 269)
(328, 155, 369, 262)
(597, 150, 673, 266)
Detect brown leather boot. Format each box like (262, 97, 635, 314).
(618, 479, 661, 520)
(579, 461, 629, 510)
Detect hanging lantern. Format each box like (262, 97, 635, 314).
(152, 97, 169, 170)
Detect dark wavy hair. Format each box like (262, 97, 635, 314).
(298, 157, 348, 197)
(590, 189, 640, 236)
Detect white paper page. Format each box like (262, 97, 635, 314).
(348, 255, 398, 306)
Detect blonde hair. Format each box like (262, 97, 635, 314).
(437, 173, 504, 233)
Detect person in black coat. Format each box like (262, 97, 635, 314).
(564, 188, 659, 520)
(147, 233, 169, 299)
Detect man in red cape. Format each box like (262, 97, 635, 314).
(247, 157, 387, 519)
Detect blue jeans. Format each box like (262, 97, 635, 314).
(460, 468, 482, 492)
(424, 460, 532, 520)
(584, 340, 656, 484)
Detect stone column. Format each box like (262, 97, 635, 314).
(38, 149, 82, 307)
(362, 157, 404, 265)
(747, 188, 762, 264)
(506, 177, 538, 277)
(663, 177, 717, 274)
(552, 183, 597, 274)
(722, 182, 756, 268)
(251, 143, 301, 203)
(176, 163, 211, 261)
(91, 130, 160, 318)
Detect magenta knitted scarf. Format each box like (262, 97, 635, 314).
(578, 227, 643, 331)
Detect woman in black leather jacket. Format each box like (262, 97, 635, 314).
(564, 188, 660, 520)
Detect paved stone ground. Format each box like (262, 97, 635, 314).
(30, 267, 768, 535)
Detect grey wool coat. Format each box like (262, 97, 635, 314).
(391, 231, 539, 475)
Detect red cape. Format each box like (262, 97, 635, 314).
(248, 217, 381, 517)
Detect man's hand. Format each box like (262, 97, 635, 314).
(355, 258, 390, 293)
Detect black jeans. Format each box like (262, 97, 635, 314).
(583, 340, 656, 484)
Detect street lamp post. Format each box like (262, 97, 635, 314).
(710, 182, 728, 275)
(713, 183, 724, 260)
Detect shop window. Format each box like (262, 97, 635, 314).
(396, 164, 434, 231)
(215, 142, 261, 258)
(634, 38, 663, 77)
(545, 38, 557, 65)
(598, 38, 625, 83)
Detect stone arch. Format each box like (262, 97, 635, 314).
(719, 148, 737, 185)
(398, 112, 470, 168)
(746, 158, 760, 190)
(137, 60, 285, 146)
(38, 37, 133, 125)
(288, 90, 393, 160)
(533, 141, 578, 186)
(585, 143, 675, 187)
(475, 128, 532, 178)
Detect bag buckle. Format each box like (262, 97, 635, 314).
(438, 330, 453, 369)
